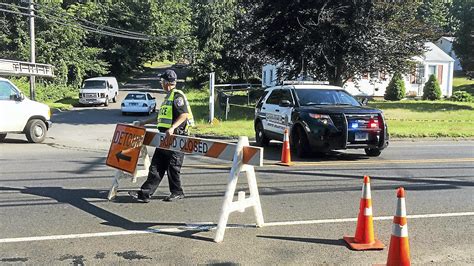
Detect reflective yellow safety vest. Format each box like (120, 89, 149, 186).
(157, 89, 195, 130)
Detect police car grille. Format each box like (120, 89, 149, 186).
(329, 114, 345, 130)
(345, 114, 375, 129)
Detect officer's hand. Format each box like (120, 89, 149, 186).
(165, 127, 175, 138)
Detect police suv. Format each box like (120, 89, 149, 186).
(254, 81, 389, 157)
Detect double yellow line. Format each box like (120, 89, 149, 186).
(185, 157, 474, 169)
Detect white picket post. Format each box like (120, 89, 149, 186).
(245, 164, 265, 227)
(214, 137, 245, 243)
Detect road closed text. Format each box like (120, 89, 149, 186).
(159, 135, 209, 154)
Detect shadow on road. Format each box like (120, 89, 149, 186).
(0, 186, 213, 242)
(52, 108, 156, 125)
(257, 235, 346, 247)
(259, 142, 372, 162)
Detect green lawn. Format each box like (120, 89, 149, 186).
(189, 89, 474, 138)
(42, 87, 474, 138)
(453, 72, 474, 96)
(143, 60, 175, 68)
(368, 101, 474, 137)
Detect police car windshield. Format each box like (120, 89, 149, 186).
(295, 89, 360, 106)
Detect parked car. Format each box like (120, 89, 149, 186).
(121, 92, 156, 115)
(0, 77, 52, 143)
(79, 77, 119, 106)
(254, 81, 389, 157)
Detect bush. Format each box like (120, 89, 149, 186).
(450, 91, 473, 102)
(423, 74, 442, 100)
(384, 72, 406, 101)
(10, 77, 77, 103)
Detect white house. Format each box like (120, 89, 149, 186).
(344, 42, 455, 98)
(435, 37, 463, 71)
(261, 42, 454, 98)
(262, 63, 279, 87)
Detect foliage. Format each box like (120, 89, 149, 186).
(0, 2, 108, 89)
(384, 72, 406, 101)
(452, 0, 474, 71)
(247, 0, 431, 86)
(450, 91, 473, 102)
(423, 74, 442, 100)
(9, 77, 77, 103)
(190, 0, 236, 84)
(416, 1, 455, 37)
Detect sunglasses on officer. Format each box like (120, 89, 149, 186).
(161, 79, 176, 85)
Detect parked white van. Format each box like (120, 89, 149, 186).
(0, 77, 52, 143)
(79, 77, 119, 106)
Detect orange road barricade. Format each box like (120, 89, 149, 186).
(386, 187, 411, 266)
(343, 175, 385, 250)
(106, 122, 265, 243)
(277, 128, 293, 166)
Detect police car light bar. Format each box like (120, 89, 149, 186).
(282, 80, 330, 85)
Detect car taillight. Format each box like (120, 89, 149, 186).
(369, 118, 379, 129)
(142, 103, 148, 107)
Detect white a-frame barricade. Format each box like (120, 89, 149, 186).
(107, 127, 264, 243)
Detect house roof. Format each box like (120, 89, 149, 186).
(423, 42, 454, 62)
(439, 36, 455, 43)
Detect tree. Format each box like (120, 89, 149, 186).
(190, 0, 236, 83)
(452, 0, 474, 71)
(423, 74, 442, 100)
(247, 0, 432, 86)
(0, 2, 108, 87)
(218, 1, 267, 82)
(384, 72, 406, 101)
(416, 1, 453, 37)
(66, 1, 194, 78)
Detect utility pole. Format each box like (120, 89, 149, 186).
(29, 0, 36, 100)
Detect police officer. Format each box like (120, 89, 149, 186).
(129, 69, 194, 203)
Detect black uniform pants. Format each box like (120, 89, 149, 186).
(140, 148, 185, 198)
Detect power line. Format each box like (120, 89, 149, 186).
(1, 2, 151, 39)
(0, 6, 151, 40)
(33, 2, 151, 39)
(0, 3, 169, 41)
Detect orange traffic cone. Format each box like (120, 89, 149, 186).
(344, 175, 385, 250)
(277, 128, 293, 166)
(386, 187, 410, 266)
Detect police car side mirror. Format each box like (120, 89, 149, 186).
(360, 98, 369, 106)
(279, 100, 292, 107)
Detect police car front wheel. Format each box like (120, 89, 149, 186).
(292, 126, 310, 158)
(365, 148, 382, 157)
(255, 122, 270, 146)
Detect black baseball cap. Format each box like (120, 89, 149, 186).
(160, 70, 177, 82)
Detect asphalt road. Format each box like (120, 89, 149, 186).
(0, 72, 473, 264)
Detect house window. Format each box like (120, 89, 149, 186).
(428, 65, 437, 77)
(269, 69, 274, 83)
(263, 71, 266, 84)
(411, 65, 424, 84)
